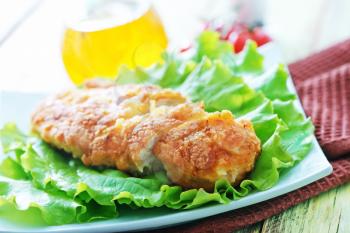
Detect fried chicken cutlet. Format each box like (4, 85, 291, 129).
(31, 80, 261, 190)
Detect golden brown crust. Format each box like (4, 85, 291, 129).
(31, 82, 261, 190)
(153, 111, 260, 190)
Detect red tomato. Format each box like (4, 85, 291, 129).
(251, 27, 271, 47)
(226, 26, 271, 53)
(232, 31, 251, 53)
(202, 21, 272, 54)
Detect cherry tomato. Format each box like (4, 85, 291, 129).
(250, 27, 271, 47)
(225, 25, 271, 53)
(195, 22, 272, 54)
(232, 31, 251, 53)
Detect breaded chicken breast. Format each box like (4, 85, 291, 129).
(31, 80, 260, 190)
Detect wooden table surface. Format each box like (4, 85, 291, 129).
(1, 1, 350, 232)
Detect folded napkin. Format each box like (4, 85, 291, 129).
(150, 39, 350, 233)
(290, 39, 350, 158)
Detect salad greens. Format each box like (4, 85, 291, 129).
(0, 31, 314, 225)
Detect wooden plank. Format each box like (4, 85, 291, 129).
(332, 183, 350, 233)
(261, 200, 311, 233)
(235, 222, 262, 233)
(259, 183, 350, 233)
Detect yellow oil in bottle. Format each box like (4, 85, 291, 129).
(62, 0, 167, 85)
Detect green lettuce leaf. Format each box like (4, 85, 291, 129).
(22, 140, 167, 208)
(0, 149, 85, 225)
(192, 30, 233, 61)
(0, 176, 85, 225)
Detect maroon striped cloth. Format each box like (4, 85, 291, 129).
(149, 39, 350, 233)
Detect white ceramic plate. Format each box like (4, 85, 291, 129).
(0, 44, 332, 233)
